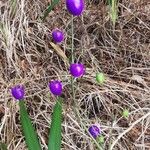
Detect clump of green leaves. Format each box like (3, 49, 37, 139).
(14, 95, 62, 150)
(17, 98, 63, 150)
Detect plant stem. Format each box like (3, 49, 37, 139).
(70, 15, 102, 150)
(70, 15, 80, 122)
(71, 15, 74, 63)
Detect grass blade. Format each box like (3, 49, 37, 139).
(19, 100, 42, 150)
(0, 143, 7, 150)
(10, 0, 17, 18)
(48, 97, 62, 150)
(111, 0, 118, 27)
(107, 0, 118, 27)
(42, 0, 60, 21)
(107, 0, 112, 6)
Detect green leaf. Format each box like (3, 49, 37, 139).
(42, 0, 60, 21)
(19, 100, 42, 150)
(0, 142, 7, 150)
(48, 97, 63, 150)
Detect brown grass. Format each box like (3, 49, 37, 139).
(0, 0, 150, 149)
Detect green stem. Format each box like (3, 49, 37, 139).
(109, 114, 115, 150)
(71, 15, 74, 63)
(70, 16, 80, 121)
(70, 15, 102, 150)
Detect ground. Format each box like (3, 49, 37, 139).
(0, 0, 150, 150)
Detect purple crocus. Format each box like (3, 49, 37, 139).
(11, 85, 25, 100)
(66, 0, 84, 16)
(52, 29, 64, 43)
(69, 63, 85, 77)
(88, 125, 101, 139)
(49, 80, 62, 96)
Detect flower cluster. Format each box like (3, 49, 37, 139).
(49, 63, 85, 96)
(10, 0, 104, 147)
(11, 0, 86, 98)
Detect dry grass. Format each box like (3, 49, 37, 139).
(0, 0, 150, 150)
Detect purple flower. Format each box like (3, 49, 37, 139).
(11, 85, 25, 100)
(49, 80, 63, 96)
(52, 29, 64, 43)
(88, 125, 101, 139)
(66, 0, 84, 16)
(69, 63, 85, 77)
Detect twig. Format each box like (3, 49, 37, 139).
(110, 111, 150, 149)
